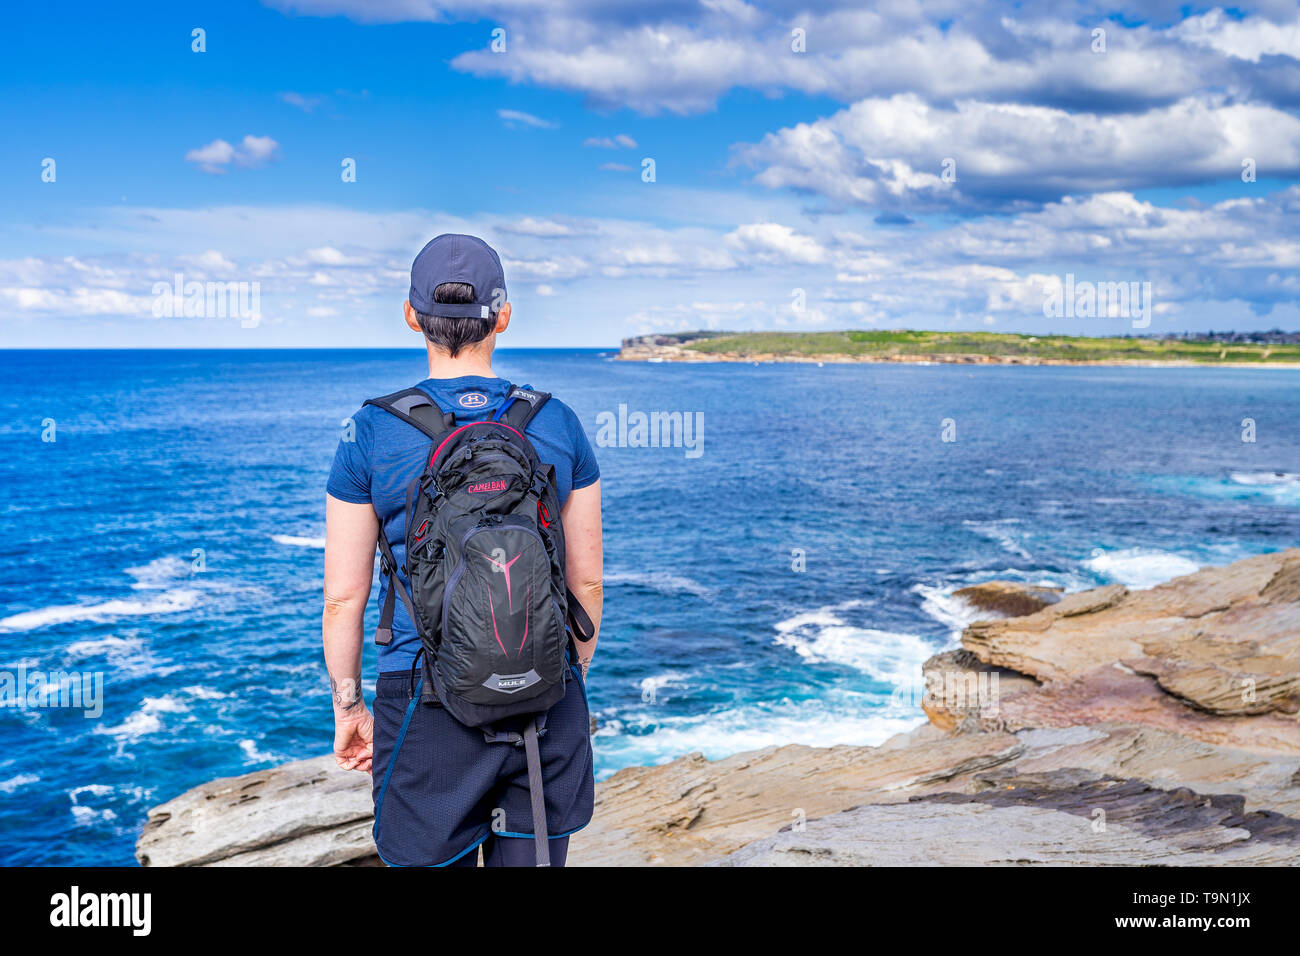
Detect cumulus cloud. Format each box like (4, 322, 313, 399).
(725, 223, 827, 264)
(736, 94, 1300, 210)
(185, 135, 281, 174)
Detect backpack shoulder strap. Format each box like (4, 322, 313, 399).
(495, 383, 551, 432)
(364, 387, 456, 442)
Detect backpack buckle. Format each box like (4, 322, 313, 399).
(481, 715, 549, 747)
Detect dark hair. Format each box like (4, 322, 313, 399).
(415, 282, 497, 357)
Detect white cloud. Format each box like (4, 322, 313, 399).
(725, 223, 827, 264)
(8, 185, 1300, 344)
(1174, 7, 1300, 62)
(497, 109, 556, 129)
(583, 134, 638, 149)
(278, 91, 323, 112)
(737, 94, 1300, 209)
(185, 135, 281, 174)
(498, 217, 581, 238)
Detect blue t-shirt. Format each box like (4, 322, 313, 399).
(327, 375, 599, 672)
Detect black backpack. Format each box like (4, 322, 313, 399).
(365, 383, 593, 865)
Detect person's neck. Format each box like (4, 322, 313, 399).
(425, 346, 495, 380)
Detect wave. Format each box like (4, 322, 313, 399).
(1148, 473, 1300, 507)
(239, 739, 281, 764)
(962, 519, 1032, 560)
(774, 603, 935, 685)
(604, 570, 713, 598)
(65, 636, 145, 659)
(1084, 547, 1200, 590)
(0, 554, 203, 633)
(593, 691, 925, 774)
(912, 584, 985, 637)
(0, 774, 39, 795)
(94, 694, 191, 742)
(126, 556, 191, 589)
(1231, 471, 1300, 486)
(0, 590, 199, 633)
(272, 534, 326, 549)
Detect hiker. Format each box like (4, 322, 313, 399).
(322, 234, 603, 867)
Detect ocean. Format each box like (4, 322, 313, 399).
(1, 348, 1297, 865)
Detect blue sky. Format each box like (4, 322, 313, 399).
(3, 0, 1300, 347)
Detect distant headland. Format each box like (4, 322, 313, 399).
(616, 329, 1300, 367)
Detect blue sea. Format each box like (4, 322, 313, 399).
(1, 348, 1298, 865)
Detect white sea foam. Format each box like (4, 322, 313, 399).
(94, 694, 191, 741)
(126, 556, 190, 589)
(0, 774, 38, 794)
(774, 603, 935, 685)
(239, 739, 280, 763)
(962, 519, 1032, 560)
(65, 636, 142, 657)
(604, 570, 713, 598)
(68, 784, 120, 827)
(594, 692, 926, 774)
(1084, 547, 1201, 589)
(0, 554, 201, 633)
(1227, 472, 1300, 505)
(912, 584, 985, 636)
(1230, 471, 1300, 486)
(0, 590, 199, 632)
(272, 534, 326, 549)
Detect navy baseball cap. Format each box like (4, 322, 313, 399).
(408, 234, 507, 319)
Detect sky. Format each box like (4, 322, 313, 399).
(2, 0, 1300, 347)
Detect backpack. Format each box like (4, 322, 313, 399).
(365, 383, 594, 866)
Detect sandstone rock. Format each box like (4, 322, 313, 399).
(136, 756, 373, 867)
(952, 580, 1062, 618)
(962, 550, 1300, 715)
(719, 768, 1300, 866)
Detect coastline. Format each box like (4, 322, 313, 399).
(615, 330, 1300, 368)
(136, 548, 1300, 867)
(615, 343, 1300, 369)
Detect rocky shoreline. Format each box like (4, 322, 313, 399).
(136, 549, 1300, 866)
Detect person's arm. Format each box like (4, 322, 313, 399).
(561, 479, 603, 677)
(323, 493, 379, 773)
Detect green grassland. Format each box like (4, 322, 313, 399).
(679, 330, 1300, 364)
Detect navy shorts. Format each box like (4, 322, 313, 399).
(371, 664, 595, 867)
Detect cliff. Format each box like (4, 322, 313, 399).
(136, 549, 1300, 866)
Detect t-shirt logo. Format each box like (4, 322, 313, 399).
(458, 392, 489, 409)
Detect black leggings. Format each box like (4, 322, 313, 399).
(448, 834, 570, 868)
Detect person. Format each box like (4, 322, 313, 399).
(321, 234, 603, 867)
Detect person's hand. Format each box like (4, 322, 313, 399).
(334, 709, 374, 773)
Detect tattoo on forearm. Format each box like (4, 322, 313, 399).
(330, 675, 364, 712)
(579, 658, 590, 679)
